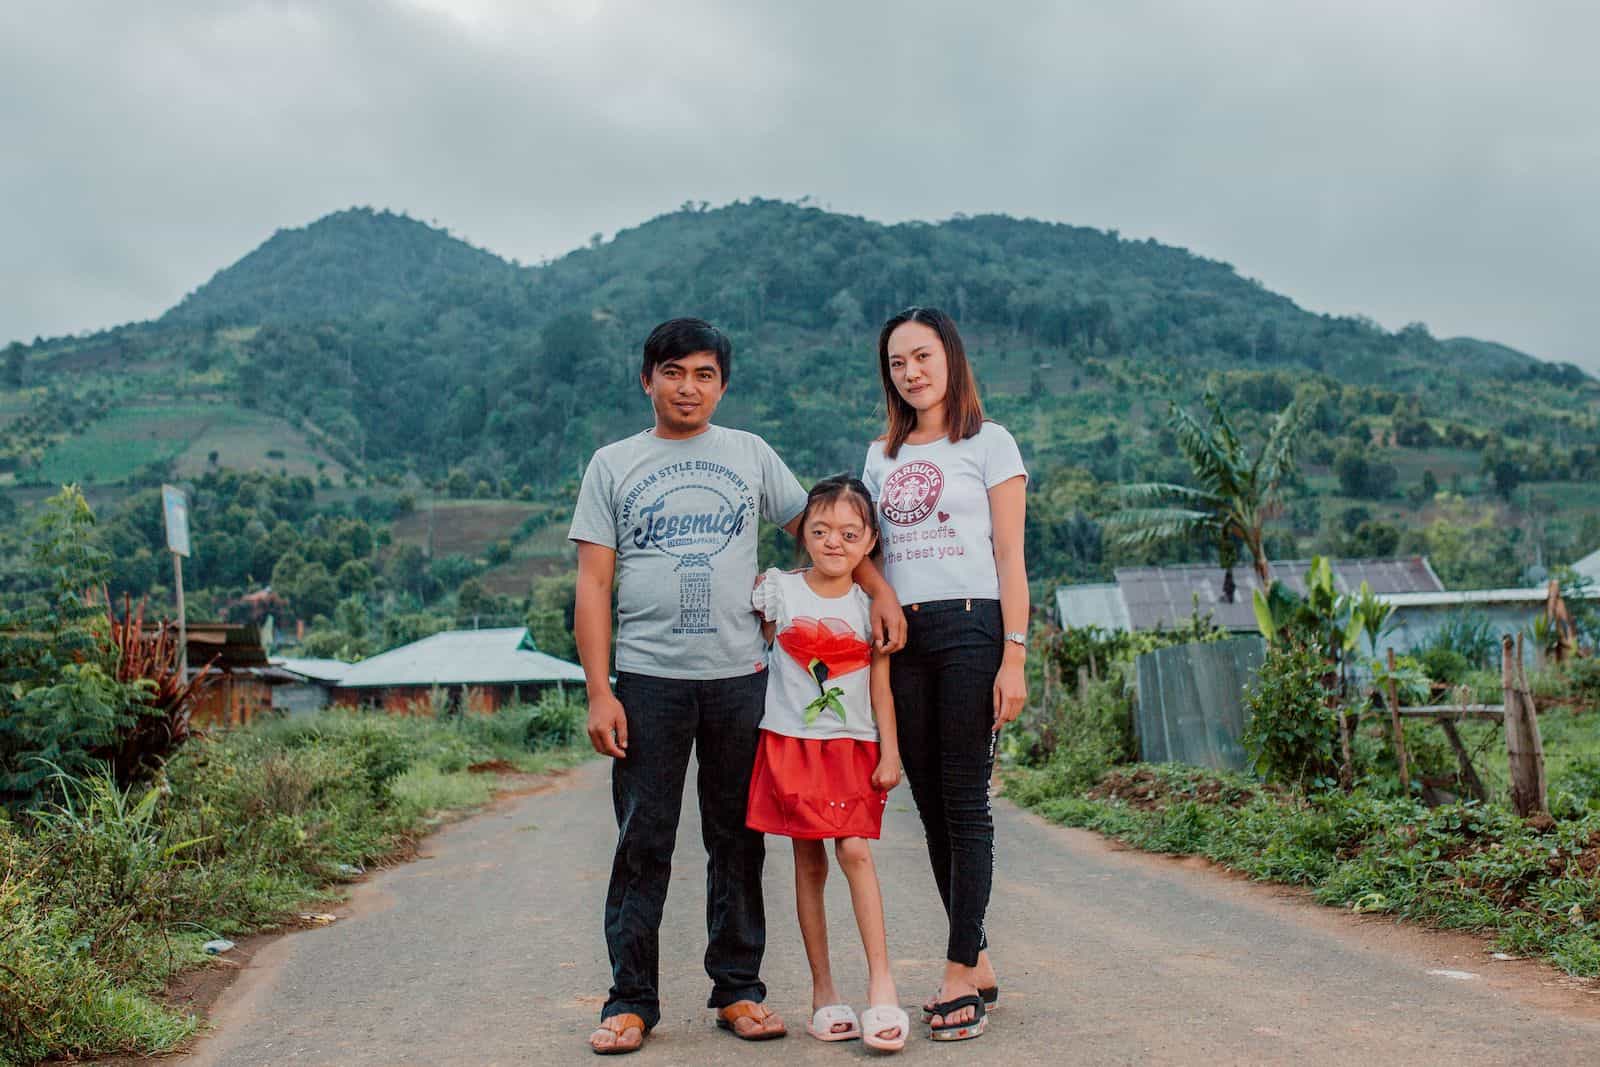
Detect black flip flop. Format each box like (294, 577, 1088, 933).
(928, 994, 987, 1042)
(922, 984, 998, 1021)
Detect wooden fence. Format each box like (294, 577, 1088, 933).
(1381, 633, 1546, 815)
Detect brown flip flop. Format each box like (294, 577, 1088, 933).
(716, 1000, 787, 1041)
(590, 1012, 647, 1055)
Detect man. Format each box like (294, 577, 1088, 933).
(570, 318, 904, 1055)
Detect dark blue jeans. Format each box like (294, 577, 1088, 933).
(602, 670, 769, 1028)
(890, 598, 1003, 967)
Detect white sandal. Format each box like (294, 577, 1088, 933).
(807, 1003, 861, 1041)
(860, 1004, 910, 1052)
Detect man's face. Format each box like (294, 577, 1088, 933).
(642, 350, 726, 437)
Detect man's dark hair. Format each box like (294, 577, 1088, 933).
(641, 318, 732, 385)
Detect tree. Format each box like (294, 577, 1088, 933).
(3, 342, 23, 387)
(1108, 393, 1307, 597)
(1334, 445, 1397, 499)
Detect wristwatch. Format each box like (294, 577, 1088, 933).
(1004, 631, 1027, 648)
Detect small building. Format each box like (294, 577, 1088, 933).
(1057, 557, 1445, 634)
(1056, 556, 1593, 660)
(270, 656, 350, 715)
(182, 622, 293, 728)
(331, 627, 586, 716)
(1376, 585, 1596, 661)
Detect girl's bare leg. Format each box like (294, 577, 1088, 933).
(793, 839, 848, 1031)
(834, 837, 900, 1040)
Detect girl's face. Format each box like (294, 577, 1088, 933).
(886, 320, 949, 416)
(803, 497, 876, 580)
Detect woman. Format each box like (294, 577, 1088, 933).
(860, 306, 1028, 1041)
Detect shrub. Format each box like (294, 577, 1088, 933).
(1417, 646, 1471, 687)
(524, 690, 587, 751)
(1567, 658, 1600, 710)
(1426, 609, 1498, 669)
(1242, 640, 1340, 790)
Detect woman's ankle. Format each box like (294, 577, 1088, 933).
(940, 961, 980, 993)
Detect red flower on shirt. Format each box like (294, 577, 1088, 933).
(778, 617, 871, 725)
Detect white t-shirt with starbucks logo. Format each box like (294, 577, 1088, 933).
(861, 421, 1027, 606)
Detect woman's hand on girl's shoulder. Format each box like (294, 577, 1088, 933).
(871, 752, 902, 792)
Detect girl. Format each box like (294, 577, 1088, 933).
(746, 475, 910, 1052)
(861, 307, 1028, 1042)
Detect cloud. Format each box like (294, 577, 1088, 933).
(2, 0, 1595, 369)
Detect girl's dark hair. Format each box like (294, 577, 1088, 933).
(641, 317, 732, 384)
(877, 306, 985, 458)
(797, 474, 880, 562)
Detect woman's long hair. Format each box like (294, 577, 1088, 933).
(877, 306, 985, 459)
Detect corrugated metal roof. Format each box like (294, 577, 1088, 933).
(1573, 548, 1600, 582)
(1055, 583, 1132, 632)
(1114, 557, 1445, 632)
(271, 656, 351, 684)
(336, 628, 587, 688)
(1381, 586, 1599, 608)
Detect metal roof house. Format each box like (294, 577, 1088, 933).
(331, 628, 586, 715)
(1056, 557, 1594, 660)
(1057, 557, 1445, 634)
(269, 656, 351, 715)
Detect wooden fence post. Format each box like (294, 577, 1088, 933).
(1514, 633, 1548, 810)
(1502, 634, 1548, 817)
(1385, 648, 1409, 797)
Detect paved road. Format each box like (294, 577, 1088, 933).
(188, 758, 1600, 1066)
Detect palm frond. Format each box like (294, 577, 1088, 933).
(1115, 481, 1226, 508)
(1106, 507, 1218, 547)
(1253, 398, 1309, 490)
(1170, 399, 1245, 496)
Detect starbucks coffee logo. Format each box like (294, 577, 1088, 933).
(879, 460, 944, 527)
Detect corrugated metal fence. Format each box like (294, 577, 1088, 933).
(1133, 637, 1265, 771)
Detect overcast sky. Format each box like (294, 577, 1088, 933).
(4, 1, 1596, 369)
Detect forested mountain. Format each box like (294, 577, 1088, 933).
(4, 198, 1599, 631)
(162, 208, 520, 328)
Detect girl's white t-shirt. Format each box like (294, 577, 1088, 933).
(861, 421, 1027, 605)
(752, 568, 878, 741)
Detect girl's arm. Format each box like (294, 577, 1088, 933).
(989, 475, 1029, 731)
(869, 651, 901, 791)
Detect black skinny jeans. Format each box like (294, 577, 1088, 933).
(891, 597, 1003, 967)
(602, 670, 769, 1029)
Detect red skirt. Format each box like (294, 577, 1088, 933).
(746, 730, 887, 840)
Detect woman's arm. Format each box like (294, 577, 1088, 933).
(869, 651, 901, 791)
(989, 475, 1029, 731)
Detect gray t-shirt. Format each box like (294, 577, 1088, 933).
(568, 425, 808, 680)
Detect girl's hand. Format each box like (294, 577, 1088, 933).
(871, 753, 902, 792)
(992, 656, 1027, 732)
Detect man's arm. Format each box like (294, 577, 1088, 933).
(575, 541, 627, 758)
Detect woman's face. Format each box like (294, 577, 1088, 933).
(886, 320, 948, 416)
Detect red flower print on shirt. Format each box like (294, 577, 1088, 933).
(778, 617, 871, 725)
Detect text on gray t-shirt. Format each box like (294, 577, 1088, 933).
(568, 425, 808, 680)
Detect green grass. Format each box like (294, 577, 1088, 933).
(32, 402, 343, 485)
(0, 701, 589, 1064)
(388, 499, 543, 558)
